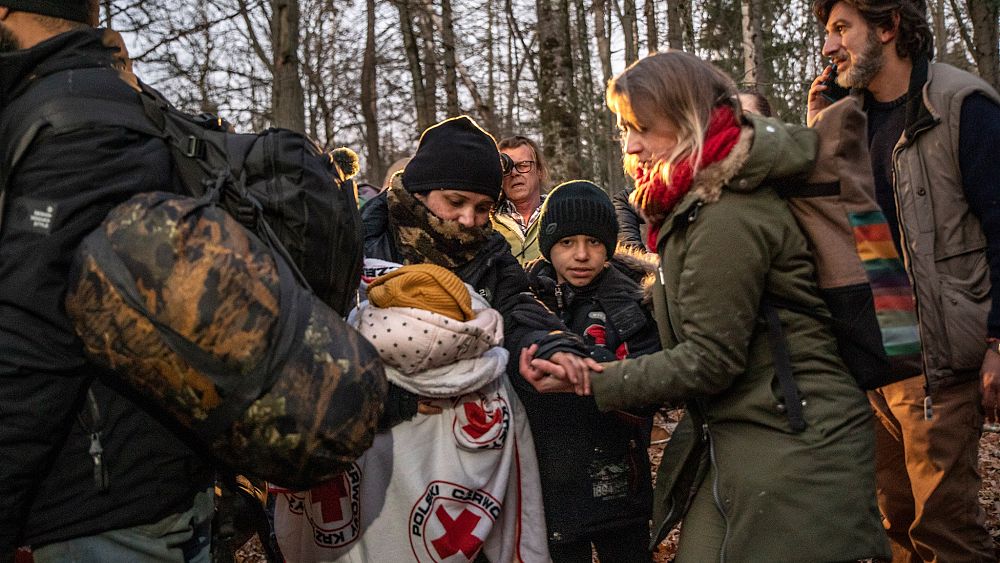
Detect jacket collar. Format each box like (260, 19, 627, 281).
(902, 55, 938, 143)
(0, 28, 116, 107)
(653, 125, 754, 249)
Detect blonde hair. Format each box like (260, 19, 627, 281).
(606, 51, 739, 179)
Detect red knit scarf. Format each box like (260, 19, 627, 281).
(631, 106, 742, 250)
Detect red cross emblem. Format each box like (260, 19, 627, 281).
(431, 505, 484, 559)
(311, 475, 350, 523)
(461, 401, 500, 439)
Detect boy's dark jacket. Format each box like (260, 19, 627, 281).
(523, 254, 660, 543)
(0, 29, 211, 549)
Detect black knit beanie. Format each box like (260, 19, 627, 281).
(539, 180, 618, 261)
(403, 116, 503, 200)
(2, 1, 90, 22)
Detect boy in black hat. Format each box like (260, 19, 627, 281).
(524, 180, 660, 562)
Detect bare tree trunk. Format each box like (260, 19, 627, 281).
(966, 0, 1000, 91)
(644, 0, 658, 53)
(666, 0, 681, 49)
(486, 0, 498, 134)
(617, 0, 639, 64)
(740, 0, 766, 89)
(362, 0, 383, 182)
(195, 5, 218, 116)
(536, 0, 581, 181)
(395, 0, 434, 133)
(416, 1, 438, 124)
(682, 0, 695, 52)
(572, 0, 597, 182)
(593, 0, 620, 189)
(100, 0, 111, 27)
(271, 0, 305, 131)
(929, 0, 953, 64)
(666, 0, 692, 50)
(441, 0, 460, 116)
(593, 0, 613, 83)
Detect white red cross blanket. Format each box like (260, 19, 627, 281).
(271, 262, 550, 562)
(271, 377, 549, 562)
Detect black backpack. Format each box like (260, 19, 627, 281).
(0, 66, 362, 315)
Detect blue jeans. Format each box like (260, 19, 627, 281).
(33, 488, 213, 563)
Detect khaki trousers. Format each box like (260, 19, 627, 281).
(869, 376, 995, 562)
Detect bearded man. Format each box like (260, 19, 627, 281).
(809, 1, 1000, 561)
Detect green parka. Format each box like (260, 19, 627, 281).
(591, 115, 890, 562)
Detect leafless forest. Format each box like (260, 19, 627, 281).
(102, 0, 998, 192)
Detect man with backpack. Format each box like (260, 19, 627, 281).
(809, 1, 1000, 561)
(0, 3, 214, 560)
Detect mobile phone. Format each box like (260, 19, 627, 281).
(821, 64, 851, 103)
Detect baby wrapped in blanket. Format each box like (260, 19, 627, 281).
(272, 264, 549, 562)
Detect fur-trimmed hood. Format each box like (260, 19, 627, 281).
(653, 115, 818, 250)
(688, 115, 818, 205)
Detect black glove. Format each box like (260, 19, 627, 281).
(376, 382, 419, 431)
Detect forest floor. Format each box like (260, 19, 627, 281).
(237, 409, 1000, 562)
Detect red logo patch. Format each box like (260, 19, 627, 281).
(452, 390, 509, 449)
(284, 463, 363, 549)
(584, 323, 607, 346)
(410, 481, 500, 562)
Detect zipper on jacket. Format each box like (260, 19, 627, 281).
(890, 139, 932, 418)
(704, 421, 730, 563)
(78, 388, 110, 492)
(554, 284, 564, 311)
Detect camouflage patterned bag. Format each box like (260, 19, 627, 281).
(65, 191, 387, 489)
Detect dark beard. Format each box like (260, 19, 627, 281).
(0, 24, 20, 53)
(840, 28, 884, 89)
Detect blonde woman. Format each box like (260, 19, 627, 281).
(523, 52, 890, 562)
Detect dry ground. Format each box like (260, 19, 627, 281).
(237, 409, 1000, 562)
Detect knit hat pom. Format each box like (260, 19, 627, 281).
(367, 264, 474, 322)
(402, 116, 503, 200)
(539, 180, 618, 261)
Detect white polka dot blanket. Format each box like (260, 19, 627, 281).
(349, 286, 508, 398)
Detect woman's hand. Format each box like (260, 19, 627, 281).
(518, 344, 601, 395)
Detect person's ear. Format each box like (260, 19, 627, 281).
(0, 8, 10, 20)
(879, 12, 900, 44)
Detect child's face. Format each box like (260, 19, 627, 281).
(550, 235, 608, 287)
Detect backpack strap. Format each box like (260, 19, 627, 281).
(0, 67, 164, 233)
(774, 181, 841, 198)
(760, 301, 807, 433)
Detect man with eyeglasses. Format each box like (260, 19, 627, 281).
(492, 135, 549, 265)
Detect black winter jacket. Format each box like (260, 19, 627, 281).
(613, 186, 646, 251)
(523, 257, 659, 544)
(0, 29, 211, 550)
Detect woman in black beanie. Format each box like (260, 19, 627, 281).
(361, 116, 601, 431)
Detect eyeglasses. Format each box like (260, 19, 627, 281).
(504, 160, 535, 175)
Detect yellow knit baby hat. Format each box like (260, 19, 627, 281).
(367, 264, 474, 321)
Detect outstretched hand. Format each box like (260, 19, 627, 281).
(518, 344, 601, 396)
